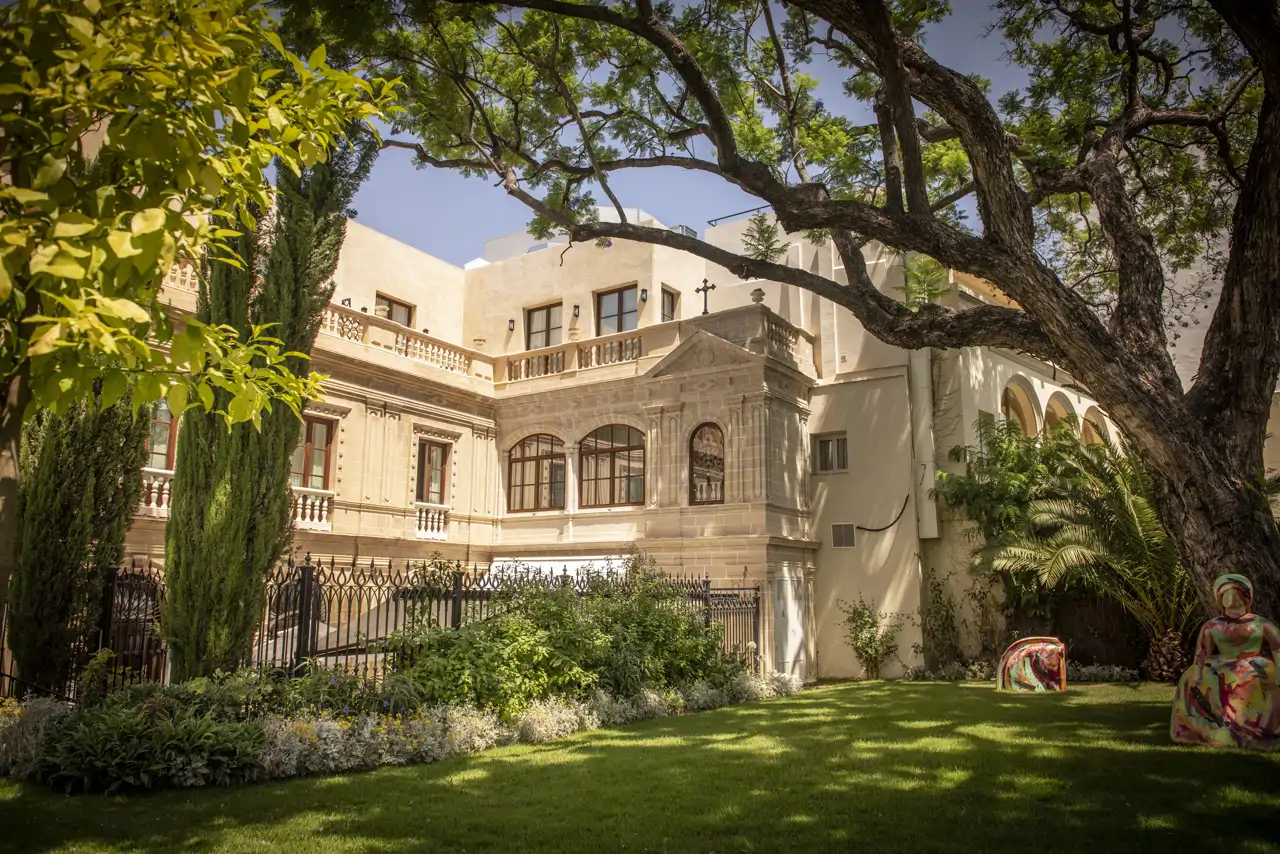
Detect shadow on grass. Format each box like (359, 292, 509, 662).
(2, 682, 1279, 854)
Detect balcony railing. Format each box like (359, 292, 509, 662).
(317, 304, 492, 381)
(396, 329, 471, 375)
(415, 502, 449, 540)
(138, 468, 174, 517)
(579, 331, 643, 368)
(162, 263, 199, 294)
(499, 328, 647, 382)
(292, 486, 335, 532)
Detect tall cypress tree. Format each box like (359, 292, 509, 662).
(6, 390, 147, 693)
(164, 137, 377, 680)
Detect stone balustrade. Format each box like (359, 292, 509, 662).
(578, 330, 644, 369)
(498, 328, 647, 382)
(317, 304, 493, 382)
(292, 486, 334, 531)
(415, 503, 449, 540)
(162, 263, 199, 294)
(138, 468, 174, 517)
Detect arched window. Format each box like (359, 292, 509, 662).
(580, 425, 645, 508)
(1001, 385, 1037, 437)
(1082, 408, 1109, 445)
(690, 423, 725, 505)
(508, 434, 566, 511)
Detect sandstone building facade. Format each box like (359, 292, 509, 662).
(129, 210, 1117, 680)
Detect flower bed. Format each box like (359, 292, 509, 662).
(0, 674, 802, 793)
(0, 563, 802, 794)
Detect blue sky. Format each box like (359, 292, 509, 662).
(348, 4, 1031, 267)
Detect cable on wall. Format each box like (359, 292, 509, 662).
(857, 492, 911, 533)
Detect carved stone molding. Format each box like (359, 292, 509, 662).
(413, 423, 463, 443)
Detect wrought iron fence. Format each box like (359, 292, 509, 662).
(0, 555, 761, 698)
(0, 563, 167, 700)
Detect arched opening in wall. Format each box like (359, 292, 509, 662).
(508, 434, 566, 511)
(689, 423, 725, 505)
(1044, 392, 1077, 436)
(1082, 407, 1110, 445)
(580, 425, 645, 508)
(1000, 377, 1040, 437)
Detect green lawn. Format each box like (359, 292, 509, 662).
(2, 682, 1279, 853)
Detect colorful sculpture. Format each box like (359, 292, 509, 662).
(997, 637, 1067, 692)
(1170, 574, 1280, 750)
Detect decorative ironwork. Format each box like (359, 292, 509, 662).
(0, 556, 762, 699)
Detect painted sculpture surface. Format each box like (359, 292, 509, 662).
(1170, 574, 1280, 750)
(997, 637, 1067, 692)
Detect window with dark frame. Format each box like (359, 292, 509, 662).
(375, 294, 414, 326)
(689, 423, 725, 505)
(416, 440, 449, 505)
(291, 418, 334, 490)
(525, 303, 563, 350)
(147, 401, 177, 470)
(661, 288, 677, 323)
(813, 434, 848, 473)
(580, 425, 645, 508)
(596, 285, 638, 336)
(507, 434, 566, 512)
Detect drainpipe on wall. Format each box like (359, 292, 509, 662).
(907, 349, 939, 539)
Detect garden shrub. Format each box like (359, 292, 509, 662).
(512, 698, 595, 743)
(903, 660, 995, 682)
(837, 595, 906, 679)
(681, 680, 730, 711)
(0, 697, 71, 781)
(40, 703, 265, 792)
(1067, 663, 1140, 683)
(439, 705, 514, 757)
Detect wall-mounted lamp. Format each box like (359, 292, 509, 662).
(422, 328, 430, 335)
(360, 306, 368, 313)
(572, 304, 580, 318)
(341, 298, 352, 307)
(508, 318, 516, 332)
(640, 287, 649, 302)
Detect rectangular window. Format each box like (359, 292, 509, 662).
(416, 440, 449, 505)
(813, 434, 848, 473)
(375, 294, 414, 326)
(832, 524, 857, 549)
(147, 402, 177, 470)
(661, 288, 677, 323)
(596, 285, 638, 336)
(291, 418, 334, 490)
(525, 303, 563, 350)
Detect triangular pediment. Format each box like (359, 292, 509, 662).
(647, 330, 761, 378)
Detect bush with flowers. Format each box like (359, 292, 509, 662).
(0, 557, 801, 794)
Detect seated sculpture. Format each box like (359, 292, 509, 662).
(1171, 574, 1280, 750)
(997, 637, 1066, 692)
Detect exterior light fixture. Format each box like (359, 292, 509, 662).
(573, 304, 580, 318)
(422, 328, 429, 335)
(341, 297, 352, 307)
(640, 287, 648, 302)
(508, 318, 516, 332)
(360, 306, 368, 313)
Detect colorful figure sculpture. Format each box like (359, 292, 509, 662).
(997, 637, 1067, 692)
(1170, 574, 1280, 750)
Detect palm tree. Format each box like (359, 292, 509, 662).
(989, 439, 1201, 681)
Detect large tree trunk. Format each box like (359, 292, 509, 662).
(1120, 417, 1280, 620)
(0, 368, 28, 625)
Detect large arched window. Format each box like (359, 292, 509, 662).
(1001, 382, 1038, 437)
(690, 423, 725, 505)
(580, 425, 645, 508)
(508, 434, 566, 511)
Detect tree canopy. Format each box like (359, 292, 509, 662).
(290, 0, 1280, 615)
(0, 0, 397, 425)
